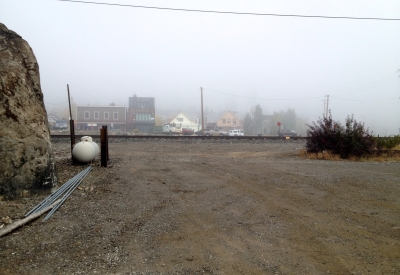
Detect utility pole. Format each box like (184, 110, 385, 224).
(201, 87, 204, 135)
(325, 94, 330, 118)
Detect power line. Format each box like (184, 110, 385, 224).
(204, 88, 398, 102)
(203, 88, 323, 101)
(329, 96, 398, 102)
(57, 0, 400, 21)
(45, 101, 68, 105)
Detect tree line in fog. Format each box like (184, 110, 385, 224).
(243, 105, 308, 136)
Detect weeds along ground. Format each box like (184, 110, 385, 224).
(299, 146, 400, 162)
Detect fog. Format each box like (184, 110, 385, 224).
(1, 0, 399, 135)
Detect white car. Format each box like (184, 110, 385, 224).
(228, 129, 244, 136)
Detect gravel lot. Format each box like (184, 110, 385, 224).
(1, 139, 399, 275)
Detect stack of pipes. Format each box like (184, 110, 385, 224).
(25, 166, 92, 221)
(0, 167, 92, 237)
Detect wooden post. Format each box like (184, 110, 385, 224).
(67, 84, 76, 164)
(67, 84, 72, 119)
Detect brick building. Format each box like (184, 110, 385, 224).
(127, 94, 155, 133)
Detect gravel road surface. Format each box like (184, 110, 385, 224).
(1, 139, 399, 275)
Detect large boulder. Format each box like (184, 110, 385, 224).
(0, 23, 57, 200)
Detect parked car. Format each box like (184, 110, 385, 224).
(195, 128, 228, 136)
(278, 129, 300, 137)
(162, 123, 182, 134)
(194, 129, 229, 136)
(205, 128, 229, 136)
(228, 129, 244, 136)
(54, 120, 68, 130)
(181, 128, 194, 135)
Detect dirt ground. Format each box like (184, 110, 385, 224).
(1, 139, 399, 275)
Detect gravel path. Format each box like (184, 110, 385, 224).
(1, 139, 399, 274)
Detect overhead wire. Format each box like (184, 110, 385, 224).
(45, 101, 68, 105)
(203, 88, 399, 103)
(329, 96, 399, 102)
(54, 1, 400, 103)
(328, 71, 400, 102)
(203, 88, 324, 101)
(56, 0, 400, 21)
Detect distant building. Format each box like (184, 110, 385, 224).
(262, 114, 273, 135)
(213, 110, 242, 131)
(127, 94, 155, 133)
(169, 112, 199, 131)
(75, 105, 127, 131)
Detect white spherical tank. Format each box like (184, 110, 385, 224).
(81, 136, 92, 142)
(80, 136, 100, 157)
(72, 135, 99, 163)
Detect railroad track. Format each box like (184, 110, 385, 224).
(51, 134, 307, 140)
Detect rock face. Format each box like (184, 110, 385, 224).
(0, 23, 57, 200)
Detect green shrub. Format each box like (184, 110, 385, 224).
(306, 113, 375, 158)
(375, 135, 400, 150)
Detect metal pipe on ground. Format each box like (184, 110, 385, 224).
(25, 166, 92, 217)
(40, 167, 92, 216)
(0, 199, 61, 238)
(42, 167, 92, 221)
(24, 167, 91, 217)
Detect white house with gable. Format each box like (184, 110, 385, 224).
(169, 112, 199, 131)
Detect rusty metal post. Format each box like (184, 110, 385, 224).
(104, 125, 109, 161)
(100, 126, 107, 167)
(201, 87, 204, 135)
(69, 119, 76, 164)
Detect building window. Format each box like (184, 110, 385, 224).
(104, 112, 109, 120)
(94, 111, 99, 119)
(84, 111, 90, 119)
(222, 119, 226, 124)
(136, 113, 151, 121)
(233, 119, 236, 125)
(177, 118, 183, 122)
(113, 112, 118, 120)
(227, 118, 231, 123)
(137, 102, 150, 108)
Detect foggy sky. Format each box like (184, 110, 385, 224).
(1, 0, 399, 135)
